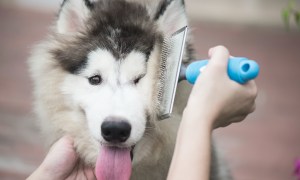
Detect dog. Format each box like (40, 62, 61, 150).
(28, 0, 230, 179)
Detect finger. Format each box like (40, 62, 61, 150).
(84, 167, 97, 180)
(41, 136, 78, 179)
(74, 163, 87, 180)
(224, 115, 247, 127)
(243, 80, 258, 100)
(44, 136, 76, 164)
(208, 47, 215, 57)
(48, 135, 74, 153)
(207, 46, 230, 72)
(65, 164, 79, 180)
(243, 80, 256, 88)
(250, 103, 256, 113)
(234, 114, 247, 123)
(208, 47, 232, 58)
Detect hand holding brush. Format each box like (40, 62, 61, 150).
(168, 46, 258, 180)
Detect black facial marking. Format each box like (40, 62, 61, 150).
(53, 0, 158, 74)
(87, 1, 157, 60)
(58, 0, 68, 17)
(130, 148, 134, 161)
(60, 0, 67, 9)
(84, 0, 94, 10)
(58, 0, 94, 23)
(154, 0, 174, 20)
(181, 0, 185, 6)
(60, 0, 94, 10)
(51, 37, 96, 74)
(133, 74, 146, 85)
(154, 0, 186, 21)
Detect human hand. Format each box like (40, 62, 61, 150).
(27, 136, 96, 180)
(184, 46, 257, 129)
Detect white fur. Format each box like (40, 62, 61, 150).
(61, 49, 150, 147)
(28, 0, 229, 179)
(57, 0, 90, 34)
(157, 0, 188, 35)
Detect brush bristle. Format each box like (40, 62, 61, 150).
(157, 37, 172, 106)
(156, 26, 188, 120)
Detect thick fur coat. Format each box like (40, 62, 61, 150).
(28, 0, 230, 179)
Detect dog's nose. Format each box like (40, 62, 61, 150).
(101, 119, 131, 143)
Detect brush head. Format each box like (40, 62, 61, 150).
(157, 26, 188, 120)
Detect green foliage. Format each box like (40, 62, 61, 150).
(296, 12, 300, 27)
(282, 0, 300, 30)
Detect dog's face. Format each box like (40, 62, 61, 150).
(51, 0, 188, 149)
(31, 0, 189, 164)
(55, 3, 157, 149)
(60, 49, 154, 147)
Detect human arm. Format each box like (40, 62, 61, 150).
(167, 46, 257, 180)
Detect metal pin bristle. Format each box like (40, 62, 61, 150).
(156, 26, 188, 120)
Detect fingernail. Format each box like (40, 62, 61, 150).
(61, 135, 74, 146)
(208, 47, 216, 57)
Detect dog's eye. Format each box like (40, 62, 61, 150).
(133, 77, 141, 85)
(88, 75, 102, 85)
(133, 74, 145, 85)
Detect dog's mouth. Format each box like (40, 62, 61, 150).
(95, 145, 135, 180)
(130, 146, 135, 161)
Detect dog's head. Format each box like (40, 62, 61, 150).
(51, 0, 189, 148)
(30, 0, 192, 168)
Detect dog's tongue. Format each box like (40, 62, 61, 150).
(95, 146, 132, 180)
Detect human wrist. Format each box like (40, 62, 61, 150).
(182, 106, 215, 132)
(171, 107, 214, 180)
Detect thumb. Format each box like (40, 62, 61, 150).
(40, 136, 78, 179)
(206, 46, 230, 73)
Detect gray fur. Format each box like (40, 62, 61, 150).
(28, 0, 230, 180)
(53, 0, 159, 74)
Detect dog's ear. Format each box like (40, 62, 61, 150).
(56, 0, 96, 34)
(155, 0, 187, 35)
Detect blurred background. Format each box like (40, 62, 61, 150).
(0, 0, 300, 179)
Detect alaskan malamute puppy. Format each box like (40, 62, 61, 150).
(29, 0, 229, 179)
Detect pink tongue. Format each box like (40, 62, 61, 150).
(95, 146, 132, 180)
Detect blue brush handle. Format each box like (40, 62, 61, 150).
(185, 57, 260, 84)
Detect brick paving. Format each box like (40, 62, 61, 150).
(0, 5, 300, 180)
